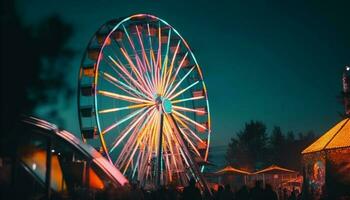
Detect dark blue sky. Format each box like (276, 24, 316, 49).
(18, 0, 350, 146)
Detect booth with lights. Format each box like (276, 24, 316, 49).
(302, 118, 350, 199)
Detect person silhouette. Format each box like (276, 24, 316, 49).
(250, 180, 264, 200)
(182, 178, 202, 200)
(263, 184, 278, 200)
(220, 184, 234, 200)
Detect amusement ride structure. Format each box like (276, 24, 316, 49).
(77, 14, 211, 191)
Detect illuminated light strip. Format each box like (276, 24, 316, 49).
(99, 103, 152, 114)
(156, 23, 162, 92)
(116, 27, 150, 88)
(163, 118, 179, 175)
(104, 58, 146, 99)
(160, 29, 172, 94)
(165, 66, 195, 98)
(150, 49, 158, 93)
(101, 107, 147, 135)
(98, 90, 152, 104)
(120, 48, 153, 94)
(163, 40, 181, 93)
(168, 115, 199, 181)
(171, 96, 205, 104)
(103, 74, 140, 99)
(110, 106, 155, 152)
(147, 23, 156, 90)
(173, 105, 206, 114)
(137, 116, 155, 176)
(102, 72, 151, 100)
(136, 24, 152, 73)
(164, 118, 180, 176)
(168, 115, 201, 157)
(160, 56, 169, 94)
(139, 114, 158, 181)
(169, 80, 200, 100)
(135, 56, 155, 92)
(108, 56, 153, 98)
(172, 114, 204, 144)
(115, 118, 144, 166)
(122, 25, 147, 74)
(164, 52, 188, 96)
(173, 110, 207, 131)
(132, 150, 142, 178)
(119, 109, 157, 168)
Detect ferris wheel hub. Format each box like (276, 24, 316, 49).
(162, 98, 172, 114)
(155, 95, 172, 114)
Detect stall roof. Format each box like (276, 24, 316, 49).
(253, 165, 296, 174)
(302, 118, 350, 154)
(215, 166, 251, 175)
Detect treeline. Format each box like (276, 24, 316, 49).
(225, 121, 317, 172)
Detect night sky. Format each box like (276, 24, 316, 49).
(18, 0, 350, 146)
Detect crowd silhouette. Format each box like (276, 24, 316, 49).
(92, 180, 302, 200)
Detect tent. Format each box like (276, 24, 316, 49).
(250, 165, 299, 190)
(253, 165, 296, 174)
(215, 166, 251, 175)
(213, 166, 251, 187)
(301, 118, 350, 199)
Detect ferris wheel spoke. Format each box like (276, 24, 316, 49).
(116, 109, 158, 171)
(103, 73, 141, 99)
(163, 119, 179, 172)
(102, 71, 151, 100)
(150, 49, 160, 93)
(104, 57, 146, 98)
(164, 52, 189, 95)
(155, 23, 162, 92)
(172, 114, 205, 144)
(120, 48, 153, 94)
(101, 107, 148, 135)
(99, 103, 152, 114)
(165, 115, 201, 157)
(165, 66, 195, 99)
(114, 119, 144, 166)
(121, 24, 146, 72)
(120, 118, 154, 174)
(108, 56, 153, 98)
(167, 114, 206, 183)
(136, 24, 152, 73)
(121, 25, 154, 92)
(163, 40, 181, 93)
(146, 24, 157, 91)
(169, 80, 200, 100)
(160, 29, 172, 94)
(172, 110, 207, 131)
(109, 106, 156, 152)
(98, 90, 153, 104)
(171, 96, 205, 104)
(172, 105, 206, 115)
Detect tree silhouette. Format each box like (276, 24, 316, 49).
(1, 0, 74, 139)
(225, 121, 269, 170)
(225, 121, 317, 171)
(269, 126, 286, 165)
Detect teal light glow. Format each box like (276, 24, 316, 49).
(162, 98, 172, 113)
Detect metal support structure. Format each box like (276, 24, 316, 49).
(156, 112, 164, 188)
(45, 137, 52, 200)
(169, 114, 212, 197)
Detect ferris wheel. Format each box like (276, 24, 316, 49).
(78, 14, 211, 190)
